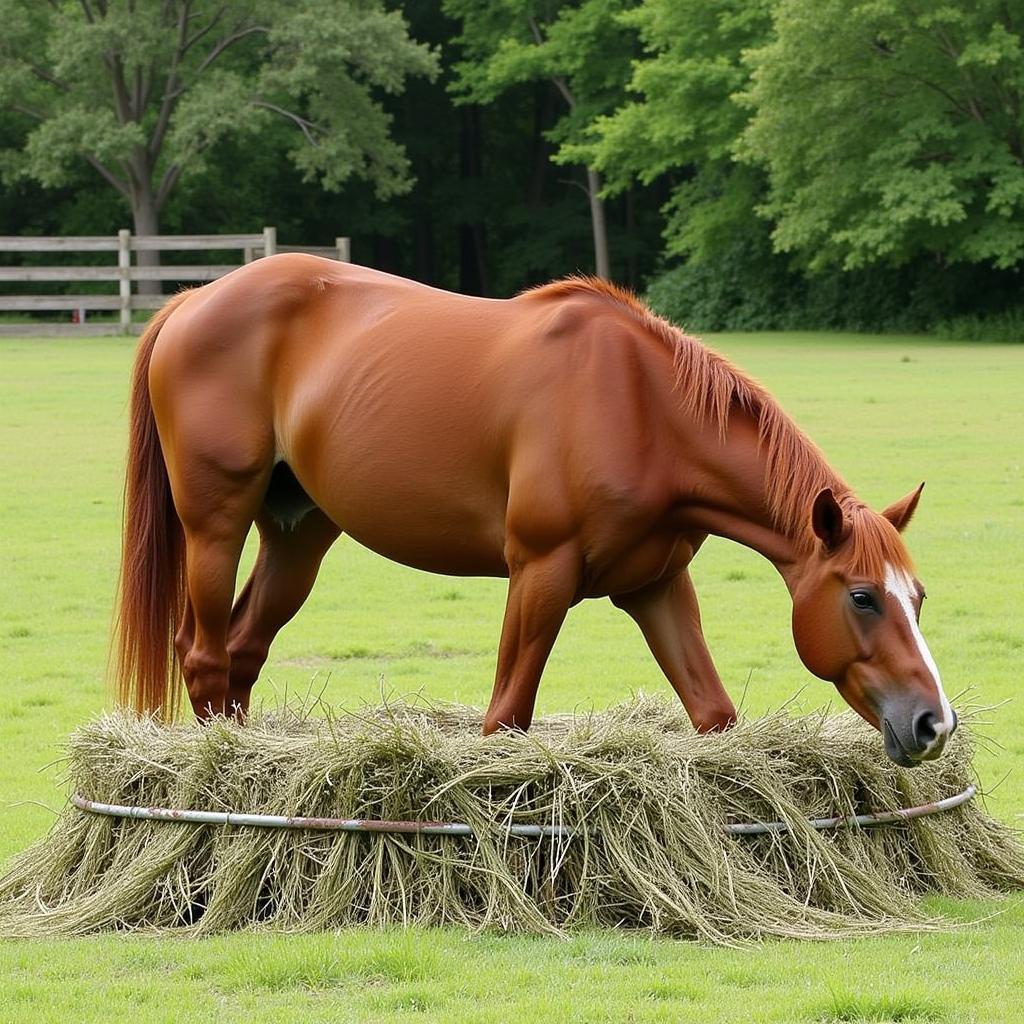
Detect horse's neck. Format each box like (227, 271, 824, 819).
(672, 410, 810, 589)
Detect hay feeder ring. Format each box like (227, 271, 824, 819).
(70, 784, 978, 838)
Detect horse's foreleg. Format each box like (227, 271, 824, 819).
(225, 509, 340, 718)
(483, 542, 580, 735)
(612, 570, 737, 732)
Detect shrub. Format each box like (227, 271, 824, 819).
(932, 309, 1024, 343)
(645, 235, 1024, 337)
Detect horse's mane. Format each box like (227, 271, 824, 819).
(524, 276, 911, 575)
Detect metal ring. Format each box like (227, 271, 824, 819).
(71, 784, 976, 838)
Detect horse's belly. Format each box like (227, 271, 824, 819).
(292, 443, 510, 577)
(329, 489, 509, 577)
(348, 531, 508, 577)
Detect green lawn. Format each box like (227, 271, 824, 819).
(1, 333, 1022, 1023)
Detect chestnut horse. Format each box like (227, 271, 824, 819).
(115, 256, 955, 766)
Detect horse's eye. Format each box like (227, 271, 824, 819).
(850, 590, 878, 614)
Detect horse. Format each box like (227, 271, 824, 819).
(115, 255, 956, 766)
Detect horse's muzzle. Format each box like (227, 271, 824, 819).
(882, 705, 955, 767)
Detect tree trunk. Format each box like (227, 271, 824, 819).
(625, 186, 637, 289)
(372, 234, 402, 275)
(528, 83, 555, 209)
(414, 212, 435, 285)
(459, 104, 490, 296)
(130, 185, 162, 298)
(586, 166, 610, 280)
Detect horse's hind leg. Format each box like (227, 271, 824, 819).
(225, 507, 341, 717)
(174, 469, 270, 720)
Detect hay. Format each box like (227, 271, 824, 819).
(1, 696, 1022, 943)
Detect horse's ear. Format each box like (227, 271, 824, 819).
(882, 482, 925, 533)
(811, 488, 849, 553)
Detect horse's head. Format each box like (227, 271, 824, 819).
(790, 485, 955, 766)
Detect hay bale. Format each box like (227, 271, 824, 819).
(1, 696, 1022, 943)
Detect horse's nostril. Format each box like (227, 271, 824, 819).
(912, 709, 939, 749)
(951, 709, 959, 733)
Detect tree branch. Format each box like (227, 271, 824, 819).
(526, 15, 576, 109)
(557, 174, 590, 199)
(835, 52, 985, 127)
(194, 24, 268, 76)
(107, 54, 134, 124)
(85, 154, 129, 197)
(182, 6, 226, 57)
(148, 0, 192, 160)
(252, 100, 325, 146)
(887, 68, 987, 125)
(133, 63, 144, 120)
(550, 73, 576, 110)
(155, 162, 182, 209)
(140, 68, 153, 114)
(164, 22, 269, 101)
(912, 18, 991, 124)
(30, 64, 71, 93)
(11, 102, 47, 121)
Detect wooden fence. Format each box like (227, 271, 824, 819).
(0, 227, 351, 336)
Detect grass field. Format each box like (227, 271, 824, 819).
(1, 332, 1022, 1023)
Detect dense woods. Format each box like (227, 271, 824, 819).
(1, 0, 1022, 335)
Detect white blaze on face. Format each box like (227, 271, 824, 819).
(884, 564, 955, 734)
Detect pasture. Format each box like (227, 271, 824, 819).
(1, 333, 1022, 1022)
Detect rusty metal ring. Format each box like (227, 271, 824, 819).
(71, 784, 976, 838)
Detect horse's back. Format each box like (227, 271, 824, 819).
(148, 258, 527, 570)
(147, 257, 672, 577)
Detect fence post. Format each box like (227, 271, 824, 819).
(118, 229, 131, 333)
(262, 226, 277, 258)
(336, 237, 351, 262)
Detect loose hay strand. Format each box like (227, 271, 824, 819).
(1, 696, 1022, 942)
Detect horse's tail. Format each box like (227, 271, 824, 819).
(113, 290, 193, 720)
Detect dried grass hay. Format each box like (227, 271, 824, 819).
(1, 696, 1021, 943)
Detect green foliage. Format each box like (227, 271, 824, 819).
(644, 236, 927, 334)
(3, 0, 1023, 314)
(741, 0, 1024, 271)
(444, 0, 635, 144)
(644, 229, 1024, 334)
(0, 0, 438, 224)
(442, 0, 639, 277)
(257, 6, 438, 194)
(933, 308, 1024, 343)
(572, 0, 773, 261)
(646, 236, 795, 333)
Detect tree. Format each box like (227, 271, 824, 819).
(566, 0, 773, 264)
(0, 0, 437, 270)
(740, 0, 1024, 271)
(443, 0, 636, 279)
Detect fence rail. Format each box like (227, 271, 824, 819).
(0, 227, 350, 336)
